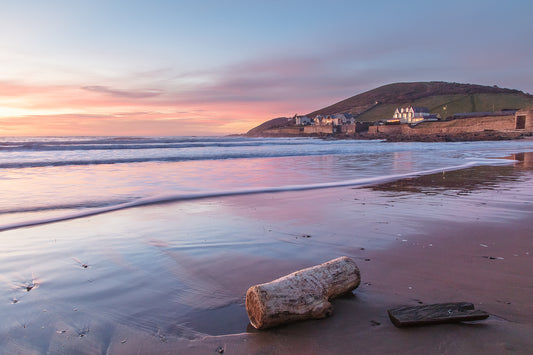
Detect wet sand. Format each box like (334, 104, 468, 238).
(1, 153, 532, 354)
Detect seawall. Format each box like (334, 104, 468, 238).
(251, 110, 533, 139)
(367, 110, 533, 138)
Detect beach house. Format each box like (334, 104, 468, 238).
(313, 113, 355, 126)
(392, 106, 434, 124)
(330, 113, 356, 125)
(294, 115, 313, 125)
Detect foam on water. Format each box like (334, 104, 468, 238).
(1, 135, 533, 233)
(0, 160, 513, 232)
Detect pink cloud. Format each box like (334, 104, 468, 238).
(1, 52, 372, 136)
(0, 76, 306, 135)
(81, 85, 163, 99)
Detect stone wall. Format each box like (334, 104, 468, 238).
(369, 114, 526, 137)
(368, 126, 379, 135)
(263, 127, 302, 136)
(303, 125, 334, 134)
(338, 124, 356, 134)
(415, 115, 517, 134)
(261, 111, 533, 138)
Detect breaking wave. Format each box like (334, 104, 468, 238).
(0, 161, 508, 232)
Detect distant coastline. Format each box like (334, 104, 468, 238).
(245, 111, 533, 142)
(244, 81, 533, 141)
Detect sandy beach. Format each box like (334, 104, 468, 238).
(1, 153, 532, 354)
(2, 0, 533, 353)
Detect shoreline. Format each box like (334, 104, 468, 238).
(185, 153, 533, 354)
(114, 153, 533, 354)
(0, 160, 491, 233)
(244, 130, 533, 142)
(1, 153, 532, 354)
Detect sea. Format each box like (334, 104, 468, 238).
(2, 135, 533, 231)
(2, 135, 533, 348)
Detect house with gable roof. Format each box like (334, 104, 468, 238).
(330, 113, 355, 125)
(314, 113, 355, 126)
(391, 106, 438, 124)
(294, 114, 313, 125)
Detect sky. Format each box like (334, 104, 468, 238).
(1, 0, 532, 136)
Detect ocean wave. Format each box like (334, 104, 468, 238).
(0, 161, 507, 232)
(0, 153, 304, 168)
(0, 136, 357, 168)
(0, 136, 313, 152)
(0, 199, 133, 214)
(0, 141, 309, 152)
(0, 145, 380, 169)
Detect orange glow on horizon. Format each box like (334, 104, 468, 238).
(0, 81, 299, 136)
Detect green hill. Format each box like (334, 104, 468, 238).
(307, 81, 533, 121)
(246, 81, 533, 136)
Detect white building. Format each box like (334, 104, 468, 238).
(317, 113, 355, 126)
(294, 115, 313, 125)
(313, 115, 325, 125)
(393, 107, 431, 124)
(332, 113, 356, 125)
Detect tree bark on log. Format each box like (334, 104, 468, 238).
(245, 256, 361, 329)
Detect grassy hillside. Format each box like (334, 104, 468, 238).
(246, 82, 533, 135)
(307, 82, 533, 122)
(356, 92, 533, 122)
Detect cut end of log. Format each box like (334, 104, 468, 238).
(245, 286, 265, 329)
(246, 256, 361, 329)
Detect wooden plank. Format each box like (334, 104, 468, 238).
(388, 302, 489, 327)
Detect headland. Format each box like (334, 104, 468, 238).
(245, 82, 533, 141)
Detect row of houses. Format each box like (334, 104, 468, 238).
(294, 113, 356, 126)
(295, 106, 530, 128)
(294, 107, 440, 127)
(265, 108, 533, 137)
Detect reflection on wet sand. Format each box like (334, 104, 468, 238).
(369, 152, 533, 196)
(1, 151, 533, 353)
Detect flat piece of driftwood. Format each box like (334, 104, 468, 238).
(246, 256, 360, 329)
(388, 302, 489, 327)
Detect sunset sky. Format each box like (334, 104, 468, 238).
(1, 0, 532, 136)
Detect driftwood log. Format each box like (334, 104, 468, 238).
(388, 302, 490, 327)
(245, 256, 361, 329)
